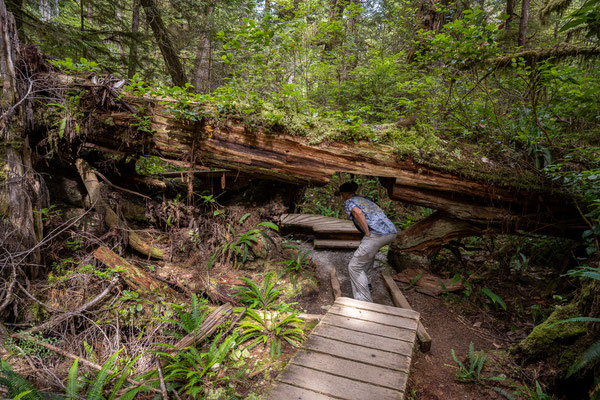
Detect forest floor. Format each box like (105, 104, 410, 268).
(302, 245, 508, 400)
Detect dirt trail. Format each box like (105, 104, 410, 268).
(308, 246, 506, 400)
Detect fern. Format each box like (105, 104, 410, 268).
(65, 358, 79, 399)
(481, 287, 507, 310)
(0, 361, 43, 400)
(87, 350, 121, 400)
(568, 340, 600, 377)
(233, 273, 282, 310)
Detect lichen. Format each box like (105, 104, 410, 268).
(518, 303, 587, 357)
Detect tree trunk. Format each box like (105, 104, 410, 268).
(0, 0, 42, 266)
(505, 0, 514, 30)
(139, 0, 187, 87)
(191, 0, 215, 94)
(518, 0, 529, 47)
(127, 0, 140, 78)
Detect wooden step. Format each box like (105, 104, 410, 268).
(314, 239, 361, 249)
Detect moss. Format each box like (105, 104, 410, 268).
(518, 303, 587, 357)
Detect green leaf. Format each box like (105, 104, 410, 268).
(58, 118, 67, 139)
(65, 358, 79, 399)
(481, 288, 507, 310)
(258, 221, 279, 231)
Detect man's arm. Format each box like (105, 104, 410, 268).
(351, 206, 370, 237)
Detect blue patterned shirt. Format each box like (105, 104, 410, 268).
(344, 195, 398, 236)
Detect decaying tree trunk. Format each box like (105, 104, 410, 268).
(76, 158, 164, 259)
(0, 0, 43, 266)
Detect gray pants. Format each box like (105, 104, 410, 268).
(348, 233, 397, 302)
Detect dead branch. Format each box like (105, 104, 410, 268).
(486, 44, 600, 67)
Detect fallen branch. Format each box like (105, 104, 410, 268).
(330, 267, 342, 299)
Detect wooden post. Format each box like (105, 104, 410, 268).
(382, 272, 432, 352)
(330, 268, 342, 299)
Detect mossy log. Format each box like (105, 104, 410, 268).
(79, 98, 584, 240)
(93, 246, 178, 298)
(486, 44, 600, 67)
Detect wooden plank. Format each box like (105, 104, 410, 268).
(267, 382, 334, 400)
(335, 297, 420, 320)
(330, 268, 342, 299)
(320, 314, 416, 342)
(312, 323, 414, 356)
(314, 240, 361, 249)
(303, 335, 411, 372)
(382, 273, 432, 353)
(289, 350, 408, 391)
(277, 364, 405, 400)
(329, 305, 419, 331)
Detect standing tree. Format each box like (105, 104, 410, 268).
(140, 0, 187, 86)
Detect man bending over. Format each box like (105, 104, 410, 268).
(336, 181, 398, 302)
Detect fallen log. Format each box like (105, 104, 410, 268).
(76, 158, 165, 259)
(93, 246, 179, 298)
(330, 268, 342, 299)
(170, 303, 233, 353)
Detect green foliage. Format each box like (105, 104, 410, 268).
(208, 220, 279, 269)
(237, 308, 304, 358)
(50, 57, 99, 73)
(233, 273, 282, 310)
(280, 244, 312, 278)
(448, 343, 505, 383)
(166, 294, 210, 336)
(0, 361, 42, 400)
(161, 332, 238, 398)
(481, 287, 507, 311)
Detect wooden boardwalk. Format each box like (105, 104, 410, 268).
(266, 297, 420, 400)
(279, 213, 362, 248)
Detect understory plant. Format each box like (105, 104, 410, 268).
(233, 272, 305, 357)
(448, 343, 505, 383)
(208, 218, 279, 268)
(160, 332, 238, 398)
(237, 308, 304, 358)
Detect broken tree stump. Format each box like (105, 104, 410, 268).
(76, 158, 165, 259)
(93, 246, 178, 298)
(382, 272, 432, 352)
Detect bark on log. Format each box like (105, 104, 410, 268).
(76, 158, 164, 259)
(93, 246, 178, 298)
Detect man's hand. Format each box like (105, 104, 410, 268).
(351, 207, 370, 237)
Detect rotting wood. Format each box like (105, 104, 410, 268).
(10, 332, 162, 395)
(382, 272, 432, 352)
(330, 268, 342, 299)
(76, 159, 165, 259)
(93, 246, 178, 298)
